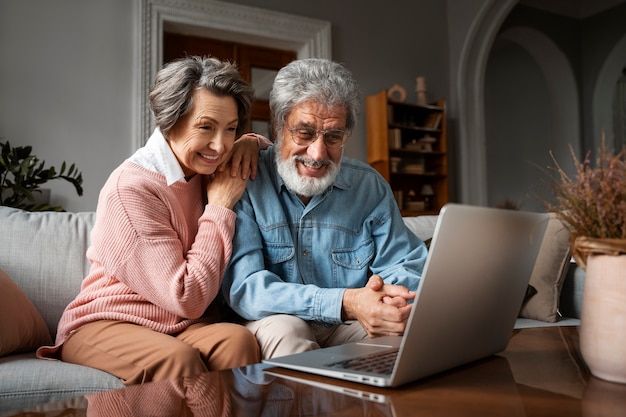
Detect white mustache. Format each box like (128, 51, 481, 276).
(295, 156, 330, 169)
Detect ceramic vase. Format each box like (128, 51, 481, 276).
(579, 254, 626, 384)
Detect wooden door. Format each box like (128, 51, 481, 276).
(163, 32, 296, 138)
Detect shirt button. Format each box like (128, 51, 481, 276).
(303, 250, 309, 256)
(356, 258, 360, 264)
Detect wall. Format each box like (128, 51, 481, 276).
(0, 0, 453, 212)
(582, 4, 626, 150)
(485, 40, 552, 211)
(445, 0, 495, 204)
(0, 0, 135, 212)
(483, 3, 626, 212)
(225, 0, 450, 109)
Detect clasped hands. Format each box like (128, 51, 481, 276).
(342, 275, 416, 338)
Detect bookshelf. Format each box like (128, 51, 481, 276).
(366, 89, 448, 215)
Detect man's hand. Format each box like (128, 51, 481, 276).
(342, 275, 416, 337)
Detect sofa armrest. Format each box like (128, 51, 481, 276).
(402, 215, 439, 242)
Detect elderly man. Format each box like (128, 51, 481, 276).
(223, 58, 427, 359)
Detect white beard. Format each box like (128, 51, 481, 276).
(275, 143, 340, 197)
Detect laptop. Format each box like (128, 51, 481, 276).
(262, 203, 548, 387)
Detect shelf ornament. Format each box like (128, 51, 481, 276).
(387, 84, 407, 103)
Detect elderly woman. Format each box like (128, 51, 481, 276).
(38, 56, 266, 384)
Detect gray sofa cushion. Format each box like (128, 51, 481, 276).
(0, 353, 123, 412)
(519, 213, 572, 322)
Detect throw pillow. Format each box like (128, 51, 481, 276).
(519, 213, 571, 322)
(0, 267, 52, 356)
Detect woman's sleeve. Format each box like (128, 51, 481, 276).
(88, 175, 236, 319)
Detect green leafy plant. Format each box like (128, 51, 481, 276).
(0, 140, 83, 211)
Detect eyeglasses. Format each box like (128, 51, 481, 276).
(287, 127, 349, 149)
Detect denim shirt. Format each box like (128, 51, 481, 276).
(223, 146, 427, 324)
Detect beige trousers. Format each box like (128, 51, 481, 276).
(61, 320, 260, 385)
(244, 314, 368, 359)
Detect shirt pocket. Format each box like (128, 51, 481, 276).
(263, 243, 296, 278)
(263, 243, 295, 264)
(331, 239, 374, 271)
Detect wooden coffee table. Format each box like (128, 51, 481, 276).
(4, 326, 625, 417)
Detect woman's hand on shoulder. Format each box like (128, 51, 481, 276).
(218, 133, 261, 180)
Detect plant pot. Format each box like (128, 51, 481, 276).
(579, 254, 626, 384)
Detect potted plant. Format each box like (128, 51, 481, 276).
(544, 133, 626, 384)
(0, 140, 83, 212)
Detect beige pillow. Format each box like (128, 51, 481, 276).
(0, 267, 52, 356)
(519, 213, 571, 322)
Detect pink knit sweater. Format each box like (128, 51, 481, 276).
(39, 160, 237, 356)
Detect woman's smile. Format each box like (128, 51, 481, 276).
(198, 152, 220, 163)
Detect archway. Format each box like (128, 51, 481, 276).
(485, 26, 581, 211)
(456, 0, 518, 205)
(593, 34, 626, 151)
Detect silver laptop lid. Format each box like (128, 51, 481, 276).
(390, 203, 548, 386)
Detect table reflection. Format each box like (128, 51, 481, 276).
(4, 364, 392, 417)
(582, 376, 626, 417)
(6, 327, 625, 417)
(85, 364, 391, 417)
(86, 370, 230, 417)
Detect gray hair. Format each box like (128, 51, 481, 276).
(149, 56, 254, 138)
(269, 59, 361, 141)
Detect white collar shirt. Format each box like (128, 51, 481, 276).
(128, 128, 186, 186)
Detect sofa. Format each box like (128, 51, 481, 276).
(0, 206, 584, 412)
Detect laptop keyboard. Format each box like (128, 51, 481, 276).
(326, 349, 398, 375)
